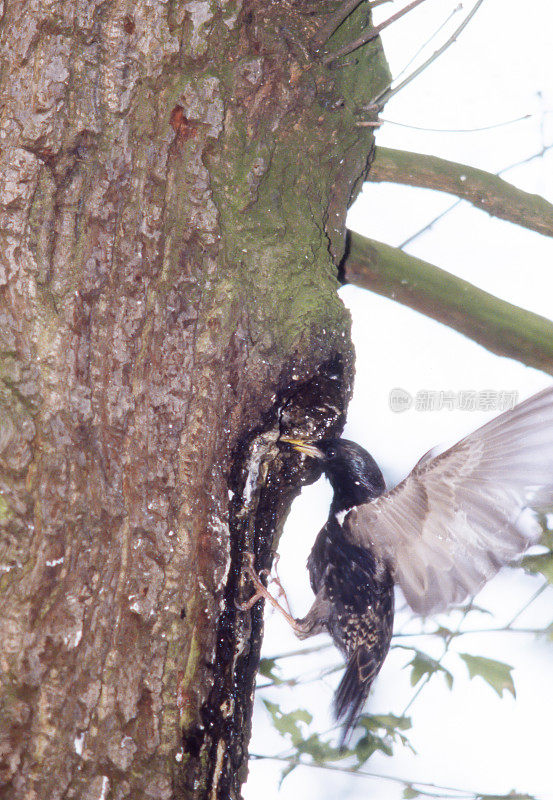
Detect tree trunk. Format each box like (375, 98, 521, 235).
(0, 1, 389, 798)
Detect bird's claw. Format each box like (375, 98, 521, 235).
(236, 552, 271, 611)
(234, 593, 263, 612)
(241, 552, 274, 587)
(236, 551, 305, 635)
(267, 555, 295, 617)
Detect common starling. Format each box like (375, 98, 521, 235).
(242, 385, 553, 746)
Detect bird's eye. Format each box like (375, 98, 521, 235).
(325, 446, 337, 459)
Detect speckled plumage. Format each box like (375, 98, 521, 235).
(306, 515, 394, 742)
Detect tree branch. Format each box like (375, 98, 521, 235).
(368, 147, 553, 239)
(343, 232, 553, 374)
(311, 0, 364, 49)
(323, 0, 429, 64)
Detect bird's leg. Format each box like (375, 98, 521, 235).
(234, 560, 271, 611)
(237, 553, 308, 636)
(268, 553, 295, 618)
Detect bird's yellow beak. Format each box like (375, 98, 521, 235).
(279, 436, 325, 460)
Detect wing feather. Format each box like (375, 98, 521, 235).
(347, 386, 553, 614)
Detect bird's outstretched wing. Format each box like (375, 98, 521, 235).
(347, 386, 553, 615)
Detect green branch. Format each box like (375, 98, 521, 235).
(368, 147, 553, 238)
(343, 232, 553, 374)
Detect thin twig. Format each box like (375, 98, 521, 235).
(402, 603, 472, 715)
(399, 198, 461, 249)
(256, 662, 343, 690)
(398, 578, 552, 714)
(371, 0, 486, 108)
(379, 112, 531, 134)
(506, 581, 550, 627)
(264, 642, 334, 661)
(500, 140, 553, 174)
(250, 753, 481, 798)
(389, 2, 463, 86)
(392, 624, 550, 639)
(323, 0, 430, 65)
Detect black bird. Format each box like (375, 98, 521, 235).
(242, 385, 553, 746)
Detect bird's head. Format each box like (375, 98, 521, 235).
(281, 436, 386, 513)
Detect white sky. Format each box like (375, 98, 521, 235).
(245, 2, 553, 798)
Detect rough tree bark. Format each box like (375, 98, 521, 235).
(0, 1, 389, 798)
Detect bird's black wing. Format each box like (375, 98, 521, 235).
(346, 385, 553, 615)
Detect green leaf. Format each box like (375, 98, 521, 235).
(408, 652, 453, 689)
(258, 657, 284, 685)
(358, 713, 412, 735)
(521, 551, 553, 583)
(278, 758, 299, 787)
(459, 654, 515, 698)
(354, 731, 393, 763)
(262, 700, 312, 746)
(296, 733, 343, 764)
(352, 713, 414, 765)
(537, 516, 553, 547)
(434, 625, 454, 640)
(463, 603, 494, 617)
(403, 786, 421, 799)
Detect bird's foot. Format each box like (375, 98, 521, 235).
(267, 553, 296, 617)
(237, 552, 308, 636)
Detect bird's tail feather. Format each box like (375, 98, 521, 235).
(333, 648, 375, 750)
